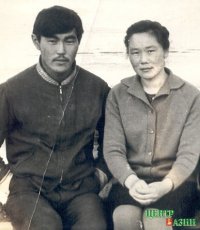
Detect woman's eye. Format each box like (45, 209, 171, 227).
(131, 51, 139, 55)
(148, 50, 155, 54)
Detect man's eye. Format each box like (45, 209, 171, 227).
(48, 39, 57, 44)
(65, 39, 76, 44)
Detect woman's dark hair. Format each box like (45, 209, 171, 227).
(33, 5, 84, 42)
(124, 20, 170, 52)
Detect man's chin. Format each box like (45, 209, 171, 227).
(53, 67, 71, 74)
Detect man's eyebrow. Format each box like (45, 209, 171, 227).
(46, 35, 77, 39)
(129, 46, 157, 50)
(65, 35, 77, 39)
(45, 35, 58, 39)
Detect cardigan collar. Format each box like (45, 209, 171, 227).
(36, 59, 78, 86)
(121, 68, 185, 103)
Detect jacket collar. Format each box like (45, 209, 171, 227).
(36, 60, 78, 86)
(121, 68, 185, 103)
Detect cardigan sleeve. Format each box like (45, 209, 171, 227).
(165, 93, 200, 189)
(103, 88, 135, 185)
(0, 83, 10, 181)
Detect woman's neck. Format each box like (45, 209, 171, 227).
(141, 69, 168, 94)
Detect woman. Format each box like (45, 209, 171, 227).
(104, 20, 200, 230)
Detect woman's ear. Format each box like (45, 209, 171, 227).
(32, 34, 40, 50)
(164, 50, 169, 59)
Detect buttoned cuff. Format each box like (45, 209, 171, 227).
(164, 176, 175, 191)
(124, 174, 140, 189)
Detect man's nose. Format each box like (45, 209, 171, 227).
(57, 42, 65, 54)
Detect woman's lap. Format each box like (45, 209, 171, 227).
(107, 181, 198, 218)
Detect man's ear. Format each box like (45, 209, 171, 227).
(32, 34, 40, 50)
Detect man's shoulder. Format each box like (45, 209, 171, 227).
(77, 66, 108, 88)
(6, 65, 37, 85)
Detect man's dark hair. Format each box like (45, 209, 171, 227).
(33, 5, 84, 42)
(124, 20, 170, 52)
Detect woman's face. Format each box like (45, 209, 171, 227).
(128, 32, 168, 80)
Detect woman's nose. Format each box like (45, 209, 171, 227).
(140, 52, 148, 63)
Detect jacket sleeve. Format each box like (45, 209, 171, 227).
(0, 83, 10, 181)
(103, 89, 135, 185)
(165, 93, 200, 189)
(94, 84, 111, 178)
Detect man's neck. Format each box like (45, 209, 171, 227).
(39, 58, 75, 84)
(48, 69, 72, 84)
(37, 60, 77, 86)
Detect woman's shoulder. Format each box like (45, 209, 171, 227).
(173, 74, 200, 97)
(107, 76, 136, 103)
(167, 68, 199, 94)
(111, 75, 136, 92)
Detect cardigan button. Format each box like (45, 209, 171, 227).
(149, 129, 154, 134)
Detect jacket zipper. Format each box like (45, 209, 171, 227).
(59, 85, 63, 102)
(60, 169, 63, 183)
(59, 84, 63, 183)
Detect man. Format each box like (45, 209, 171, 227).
(0, 5, 109, 230)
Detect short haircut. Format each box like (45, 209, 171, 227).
(124, 20, 170, 52)
(32, 5, 84, 42)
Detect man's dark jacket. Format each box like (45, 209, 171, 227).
(0, 64, 110, 200)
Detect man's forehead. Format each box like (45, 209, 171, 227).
(43, 29, 78, 38)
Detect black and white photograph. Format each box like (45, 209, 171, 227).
(0, 1, 200, 229)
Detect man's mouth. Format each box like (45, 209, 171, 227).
(54, 58, 69, 63)
(140, 67, 153, 72)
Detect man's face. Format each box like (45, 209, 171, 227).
(128, 32, 168, 80)
(33, 29, 79, 77)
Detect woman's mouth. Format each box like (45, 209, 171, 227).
(140, 67, 152, 72)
